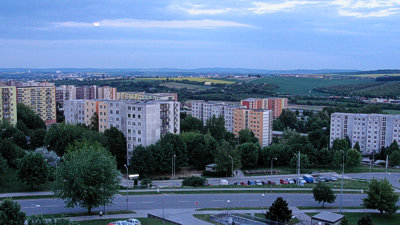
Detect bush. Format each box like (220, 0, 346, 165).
(182, 176, 206, 187)
(140, 179, 153, 188)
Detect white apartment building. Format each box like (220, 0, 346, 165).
(191, 100, 243, 132)
(330, 113, 400, 154)
(64, 99, 180, 163)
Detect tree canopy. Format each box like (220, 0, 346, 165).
(266, 197, 292, 223)
(312, 183, 336, 207)
(104, 127, 127, 169)
(363, 179, 399, 214)
(53, 141, 120, 213)
(17, 152, 49, 190)
(0, 199, 26, 225)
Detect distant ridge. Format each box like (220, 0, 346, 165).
(0, 67, 361, 75)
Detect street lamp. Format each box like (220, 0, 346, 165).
(124, 164, 129, 211)
(294, 152, 301, 186)
(339, 150, 344, 213)
(228, 155, 233, 177)
(385, 154, 388, 180)
(270, 157, 277, 192)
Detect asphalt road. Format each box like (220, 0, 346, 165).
(18, 193, 374, 216)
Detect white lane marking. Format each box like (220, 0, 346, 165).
(177, 201, 192, 203)
(211, 200, 225, 202)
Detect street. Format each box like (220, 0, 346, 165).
(18, 193, 372, 216)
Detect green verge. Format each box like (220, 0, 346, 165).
(78, 218, 175, 225)
(306, 212, 400, 225)
(193, 214, 223, 225)
(39, 210, 135, 219)
(0, 168, 52, 193)
(122, 189, 360, 195)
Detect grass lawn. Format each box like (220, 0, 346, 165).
(0, 168, 51, 193)
(136, 77, 235, 84)
(307, 213, 400, 225)
(250, 76, 374, 95)
(78, 218, 175, 225)
(41, 211, 134, 219)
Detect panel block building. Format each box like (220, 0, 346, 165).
(116, 92, 177, 101)
(330, 113, 400, 154)
(233, 108, 273, 147)
(191, 100, 243, 132)
(0, 86, 17, 125)
(65, 99, 180, 162)
(240, 98, 288, 118)
(17, 86, 56, 125)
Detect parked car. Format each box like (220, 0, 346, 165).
(316, 177, 326, 182)
(240, 181, 247, 186)
(127, 219, 141, 225)
(233, 182, 240, 185)
(285, 178, 295, 184)
(280, 179, 288, 184)
(255, 180, 263, 185)
(248, 180, 256, 185)
(303, 174, 314, 183)
(219, 179, 229, 185)
(267, 181, 276, 185)
(108, 221, 133, 225)
(261, 181, 267, 185)
(294, 177, 306, 184)
(330, 177, 338, 181)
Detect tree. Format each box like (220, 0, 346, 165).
(333, 150, 346, 167)
(182, 176, 206, 187)
(213, 141, 241, 176)
(238, 142, 259, 169)
(278, 110, 298, 130)
(340, 216, 349, 225)
(266, 197, 292, 223)
(154, 133, 188, 173)
(0, 139, 25, 168)
(34, 147, 60, 168)
(357, 214, 374, 225)
(363, 179, 399, 214)
(180, 132, 215, 169)
(0, 155, 7, 175)
(238, 129, 258, 144)
(315, 148, 334, 166)
(312, 183, 336, 207)
(17, 103, 46, 130)
(129, 145, 156, 176)
(44, 123, 84, 156)
(389, 151, 400, 166)
(353, 142, 361, 151)
(30, 129, 47, 149)
(17, 152, 49, 190)
(53, 141, 120, 213)
(180, 115, 203, 132)
(88, 112, 99, 131)
(104, 127, 127, 169)
(204, 115, 226, 141)
(289, 153, 310, 168)
(346, 149, 362, 168)
(332, 138, 349, 151)
(0, 199, 26, 225)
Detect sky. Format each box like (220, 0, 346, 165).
(0, 0, 399, 70)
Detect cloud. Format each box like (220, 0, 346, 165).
(331, 0, 400, 17)
(248, 0, 321, 14)
(53, 19, 253, 29)
(169, 3, 232, 15)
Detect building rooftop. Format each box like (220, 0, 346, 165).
(311, 211, 343, 223)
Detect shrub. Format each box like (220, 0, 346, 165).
(182, 176, 206, 187)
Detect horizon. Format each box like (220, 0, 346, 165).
(1, 0, 400, 69)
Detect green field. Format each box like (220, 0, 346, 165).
(160, 82, 213, 90)
(306, 213, 400, 225)
(136, 77, 235, 84)
(250, 77, 374, 95)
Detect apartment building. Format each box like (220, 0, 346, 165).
(191, 100, 242, 132)
(330, 113, 400, 154)
(0, 86, 17, 125)
(240, 98, 288, 118)
(65, 99, 180, 161)
(233, 108, 273, 147)
(116, 92, 177, 101)
(97, 86, 117, 100)
(56, 85, 76, 107)
(17, 86, 56, 125)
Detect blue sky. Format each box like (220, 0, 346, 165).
(0, 0, 399, 69)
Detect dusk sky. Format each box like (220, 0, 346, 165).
(0, 0, 399, 70)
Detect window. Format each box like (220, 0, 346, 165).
(138, 130, 141, 135)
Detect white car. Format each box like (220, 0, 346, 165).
(127, 219, 141, 225)
(285, 178, 295, 184)
(219, 179, 229, 185)
(255, 180, 263, 185)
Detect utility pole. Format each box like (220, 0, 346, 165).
(228, 155, 233, 177)
(340, 150, 344, 213)
(385, 154, 388, 180)
(124, 164, 129, 211)
(297, 151, 300, 187)
(271, 158, 277, 192)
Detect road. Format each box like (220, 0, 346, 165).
(18, 193, 377, 216)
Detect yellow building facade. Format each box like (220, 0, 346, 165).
(0, 86, 17, 125)
(17, 86, 56, 124)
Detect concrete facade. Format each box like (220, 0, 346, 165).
(0, 86, 17, 125)
(240, 98, 288, 118)
(330, 113, 400, 154)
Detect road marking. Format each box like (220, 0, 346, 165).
(140, 201, 154, 204)
(177, 201, 192, 203)
(246, 199, 259, 202)
(211, 200, 225, 202)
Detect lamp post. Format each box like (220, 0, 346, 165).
(385, 154, 388, 180)
(228, 155, 233, 177)
(124, 164, 129, 211)
(339, 150, 344, 213)
(270, 157, 277, 192)
(295, 151, 300, 186)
